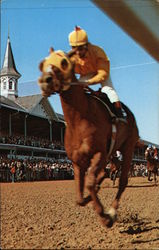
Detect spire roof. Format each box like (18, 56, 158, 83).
(0, 36, 21, 78)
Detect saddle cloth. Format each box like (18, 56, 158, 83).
(85, 88, 127, 121)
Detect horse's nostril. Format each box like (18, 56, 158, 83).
(46, 77, 52, 84)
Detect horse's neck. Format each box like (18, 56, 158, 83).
(60, 86, 88, 127)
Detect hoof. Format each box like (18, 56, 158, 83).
(76, 199, 85, 207)
(100, 208, 117, 228)
(148, 178, 153, 182)
(76, 201, 85, 207)
(106, 213, 117, 228)
(76, 195, 92, 206)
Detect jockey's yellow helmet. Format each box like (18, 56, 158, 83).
(69, 26, 88, 46)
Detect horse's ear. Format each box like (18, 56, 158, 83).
(39, 60, 45, 72)
(50, 47, 54, 54)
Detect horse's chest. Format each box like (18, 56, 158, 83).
(65, 132, 93, 164)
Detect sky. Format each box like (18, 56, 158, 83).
(1, 0, 159, 145)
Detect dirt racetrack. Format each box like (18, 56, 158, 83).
(1, 177, 159, 249)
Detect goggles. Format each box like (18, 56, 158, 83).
(72, 44, 88, 51)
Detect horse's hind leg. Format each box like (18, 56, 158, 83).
(113, 171, 118, 187)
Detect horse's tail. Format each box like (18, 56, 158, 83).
(121, 102, 139, 139)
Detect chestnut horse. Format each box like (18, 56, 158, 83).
(38, 49, 139, 227)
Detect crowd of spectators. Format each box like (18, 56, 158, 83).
(0, 134, 158, 183)
(1, 155, 158, 183)
(0, 135, 65, 150)
(0, 156, 74, 183)
(130, 163, 148, 177)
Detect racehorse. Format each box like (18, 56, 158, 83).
(145, 149, 158, 185)
(109, 155, 122, 187)
(38, 49, 139, 228)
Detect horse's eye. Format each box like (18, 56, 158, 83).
(61, 59, 68, 70)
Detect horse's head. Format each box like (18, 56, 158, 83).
(38, 48, 75, 97)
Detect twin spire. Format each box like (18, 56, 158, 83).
(0, 34, 21, 78)
(0, 33, 21, 99)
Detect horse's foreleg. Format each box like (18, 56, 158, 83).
(154, 173, 157, 185)
(154, 165, 158, 185)
(148, 170, 153, 181)
(73, 163, 86, 206)
(86, 152, 105, 215)
(106, 143, 136, 227)
(79, 168, 106, 207)
(86, 152, 120, 228)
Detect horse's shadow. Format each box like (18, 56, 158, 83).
(121, 222, 159, 234)
(101, 184, 158, 189)
(120, 219, 159, 244)
(131, 236, 159, 245)
(127, 184, 158, 188)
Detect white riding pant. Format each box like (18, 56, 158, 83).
(79, 74, 120, 103)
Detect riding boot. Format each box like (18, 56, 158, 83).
(113, 101, 127, 123)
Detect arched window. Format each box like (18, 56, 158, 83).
(9, 79, 12, 89)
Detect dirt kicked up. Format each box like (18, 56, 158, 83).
(1, 177, 159, 249)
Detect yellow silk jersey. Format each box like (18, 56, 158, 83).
(70, 43, 110, 84)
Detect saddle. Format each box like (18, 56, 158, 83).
(85, 87, 127, 122)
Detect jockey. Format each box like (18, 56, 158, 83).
(68, 26, 126, 121)
(145, 144, 158, 160)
